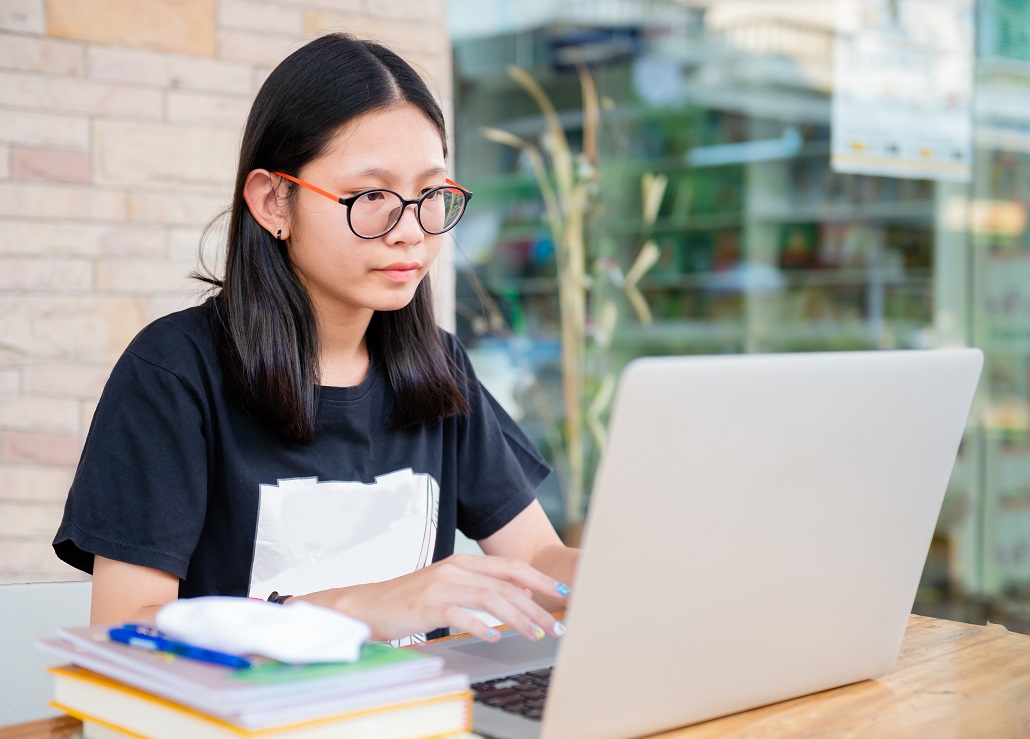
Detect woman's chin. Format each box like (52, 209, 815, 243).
(371, 291, 420, 313)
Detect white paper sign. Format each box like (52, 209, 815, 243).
(832, 0, 974, 181)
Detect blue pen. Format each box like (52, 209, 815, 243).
(108, 624, 252, 669)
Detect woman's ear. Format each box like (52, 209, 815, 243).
(243, 169, 290, 240)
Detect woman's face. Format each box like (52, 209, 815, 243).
(283, 102, 447, 322)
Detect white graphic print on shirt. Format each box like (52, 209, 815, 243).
(249, 468, 440, 646)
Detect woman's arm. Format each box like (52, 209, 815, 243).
(478, 500, 580, 613)
(298, 502, 578, 643)
(90, 556, 180, 625)
(298, 550, 569, 643)
(91, 501, 579, 642)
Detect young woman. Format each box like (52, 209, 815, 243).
(54, 33, 577, 647)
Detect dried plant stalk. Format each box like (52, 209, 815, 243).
(483, 66, 664, 530)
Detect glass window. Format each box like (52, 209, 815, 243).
(450, 0, 1030, 634)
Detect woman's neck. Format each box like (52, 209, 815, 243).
(316, 307, 373, 388)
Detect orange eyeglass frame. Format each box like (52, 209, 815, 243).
(271, 171, 473, 204)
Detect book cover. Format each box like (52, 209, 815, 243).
(51, 664, 471, 739)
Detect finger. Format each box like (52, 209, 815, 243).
(450, 554, 571, 603)
(440, 604, 502, 642)
(441, 559, 567, 638)
(430, 574, 553, 642)
(498, 582, 565, 639)
(473, 588, 550, 642)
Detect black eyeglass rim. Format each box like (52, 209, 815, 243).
(339, 185, 473, 240)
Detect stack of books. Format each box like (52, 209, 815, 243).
(38, 625, 471, 738)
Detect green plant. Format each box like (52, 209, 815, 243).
(482, 66, 667, 536)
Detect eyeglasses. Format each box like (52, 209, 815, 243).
(272, 171, 472, 240)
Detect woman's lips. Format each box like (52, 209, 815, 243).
(376, 261, 421, 284)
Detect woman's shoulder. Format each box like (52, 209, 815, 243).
(123, 297, 220, 375)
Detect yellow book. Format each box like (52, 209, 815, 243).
(51, 665, 472, 739)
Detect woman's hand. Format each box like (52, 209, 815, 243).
(296, 553, 570, 643)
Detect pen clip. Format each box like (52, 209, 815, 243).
(109, 623, 253, 670)
(120, 623, 160, 638)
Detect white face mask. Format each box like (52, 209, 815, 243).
(155, 595, 369, 664)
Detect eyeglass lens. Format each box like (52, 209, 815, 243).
(350, 187, 467, 238)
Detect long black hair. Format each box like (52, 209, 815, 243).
(204, 33, 469, 443)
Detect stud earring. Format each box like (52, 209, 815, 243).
(276, 229, 282, 240)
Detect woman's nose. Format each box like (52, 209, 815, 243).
(386, 202, 424, 244)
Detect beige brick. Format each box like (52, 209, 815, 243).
(128, 190, 228, 227)
(0, 465, 74, 502)
(0, 182, 126, 221)
(251, 66, 271, 96)
(217, 29, 303, 66)
(10, 147, 91, 183)
(0, 370, 18, 399)
(0, 71, 163, 119)
(80, 398, 98, 435)
(0, 503, 67, 537)
(48, 0, 216, 57)
(304, 13, 447, 56)
(0, 34, 84, 76)
(0, 221, 165, 257)
(409, 52, 450, 101)
(95, 260, 200, 294)
(169, 221, 226, 272)
(87, 46, 253, 95)
(22, 364, 111, 399)
(277, 0, 360, 9)
(86, 45, 169, 87)
(0, 570, 90, 584)
(0, 257, 91, 291)
(363, 0, 444, 21)
(149, 292, 208, 322)
(0, 109, 90, 150)
(0, 396, 81, 433)
(305, 10, 373, 37)
(167, 54, 254, 94)
(94, 119, 237, 189)
(218, 0, 302, 34)
(169, 226, 207, 261)
(2, 430, 82, 466)
(0, 0, 44, 33)
(0, 296, 147, 363)
(166, 90, 251, 130)
(0, 541, 68, 573)
(99, 225, 170, 257)
(369, 19, 448, 57)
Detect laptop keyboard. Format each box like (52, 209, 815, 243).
(472, 667, 553, 721)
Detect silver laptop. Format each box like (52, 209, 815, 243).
(414, 349, 983, 739)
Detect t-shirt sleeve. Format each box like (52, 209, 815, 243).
(447, 335, 552, 540)
(53, 346, 209, 580)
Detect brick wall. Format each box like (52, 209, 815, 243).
(0, 0, 452, 584)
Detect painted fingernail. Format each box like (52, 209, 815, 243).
(556, 582, 571, 597)
(553, 621, 566, 638)
(532, 625, 546, 641)
(486, 629, 497, 639)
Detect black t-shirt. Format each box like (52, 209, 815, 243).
(55, 299, 550, 635)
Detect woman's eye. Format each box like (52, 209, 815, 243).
(358, 191, 386, 203)
(422, 188, 441, 200)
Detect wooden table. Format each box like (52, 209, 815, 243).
(3, 615, 1029, 739)
(652, 615, 1030, 738)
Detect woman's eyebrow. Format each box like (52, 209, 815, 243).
(353, 166, 448, 180)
